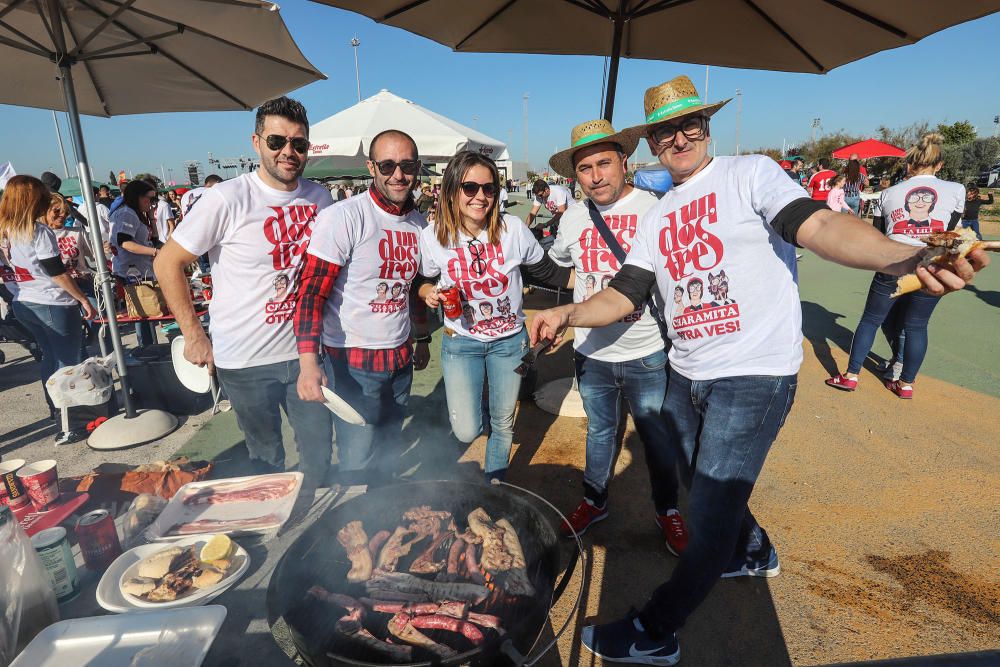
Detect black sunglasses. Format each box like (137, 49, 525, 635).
(648, 115, 708, 148)
(460, 181, 497, 198)
(466, 238, 487, 276)
(259, 134, 310, 154)
(371, 159, 421, 176)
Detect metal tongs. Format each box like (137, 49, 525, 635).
(514, 338, 553, 376)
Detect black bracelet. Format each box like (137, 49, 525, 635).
(413, 335, 432, 343)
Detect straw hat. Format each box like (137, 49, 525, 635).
(625, 75, 730, 139)
(548, 119, 640, 178)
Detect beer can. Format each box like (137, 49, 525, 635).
(30, 527, 80, 603)
(76, 509, 123, 572)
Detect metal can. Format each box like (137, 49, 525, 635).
(30, 526, 80, 603)
(76, 509, 123, 572)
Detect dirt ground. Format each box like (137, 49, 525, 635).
(454, 289, 1000, 667)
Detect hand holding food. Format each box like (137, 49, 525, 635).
(893, 227, 999, 297)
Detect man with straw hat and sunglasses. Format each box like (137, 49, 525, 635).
(531, 75, 989, 664)
(546, 119, 689, 555)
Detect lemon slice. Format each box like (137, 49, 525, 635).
(199, 534, 234, 563)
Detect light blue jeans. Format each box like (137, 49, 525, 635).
(441, 328, 528, 477)
(12, 300, 83, 414)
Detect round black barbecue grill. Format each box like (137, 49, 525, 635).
(267, 481, 582, 666)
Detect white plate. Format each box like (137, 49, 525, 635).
(144, 472, 303, 541)
(170, 335, 212, 394)
(321, 385, 366, 425)
(111, 536, 249, 609)
(10, 605, 226, 667)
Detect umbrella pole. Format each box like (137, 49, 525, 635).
(602, 14, 625, 121)
(55, 69, 137, 421)
(49, 1, 177, 447)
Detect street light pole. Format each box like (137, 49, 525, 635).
(51, 110, 71, 178)
(522, 93, 529, 172)
(734, 89, 742, 156)
(351, 37, 361, 102)
(812, 117, 821, 143)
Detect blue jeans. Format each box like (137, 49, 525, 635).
(216, 359, 332, 479)
(640, 370, 797, 636)
(441, 329, 527, 477)
(327, 354, 413, 475)
(845, 195, 861, 215)
(575, 350, 678, 512)
(12, 300, 83, 414)
(846, 273, 940, 383)
(961, 218, 982, 240)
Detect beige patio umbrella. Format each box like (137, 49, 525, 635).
(0, 0, 324, 448)
(313, 0, 1000, 120)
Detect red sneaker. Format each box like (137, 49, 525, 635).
(560, 500, 608, 537)
(884, 379, 913, 399)
(825, 373, 858, 391)
(655, 510, 689, 557)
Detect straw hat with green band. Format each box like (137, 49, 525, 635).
(548, 119, 640, 179)
(626, 75, 730, 138)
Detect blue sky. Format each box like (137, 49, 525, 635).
(3, 2, 999, 183)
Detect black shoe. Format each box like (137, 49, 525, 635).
(581, 614, 680, 665)
(54, 429, 88, 446)
(721, 543, 780, 578)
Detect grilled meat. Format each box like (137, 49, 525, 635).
(409, 614, 484, 645)
(376, 526, 424, 572)
(387, 613, 457, 659)
(368, 530, 391, 557)
(467, 508, 515, 571)
(409, 530, 453, 575)
(337, 521, 373, 582)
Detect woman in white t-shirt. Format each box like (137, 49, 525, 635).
(110, 180, 160, 346)
(0, 176, 97, 437)
(418, 152, 570, 483)
(827, 134, 965, 399)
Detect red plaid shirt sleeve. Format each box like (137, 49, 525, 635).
(293, 252, 340, 355)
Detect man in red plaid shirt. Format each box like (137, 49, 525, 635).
(294, 129, 430, 485)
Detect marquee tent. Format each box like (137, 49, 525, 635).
(305, 89, 511, 178)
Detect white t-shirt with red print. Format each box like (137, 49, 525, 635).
(625, 155, 806, 381)
(533, 184, 572, 213)
(419, 215, 543, 342)
(54, 227, 95, 277)
(549, 189, 664, 362)
(880, 174, 965, 247)
(171, 171, 333, 369)
(307, 190, 426, 349)
(1, 223, 76, 306)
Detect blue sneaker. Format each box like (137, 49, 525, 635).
(720, 544, 780, 578)
(581, 615, 680, 665)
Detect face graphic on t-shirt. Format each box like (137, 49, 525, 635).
(687, 279, 703, 310)
(585, 274, 596, 297)
(375, 282, 388, 301)
(390, 282, 404, 301)
(905, 188, 936, 223)
(462, 304, 476, 323)
(479, 302, 493, 318)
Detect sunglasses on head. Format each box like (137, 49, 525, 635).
(371, 159, 421, 176)
(460, 181, 497, 198)
(259, 134, 310, 154)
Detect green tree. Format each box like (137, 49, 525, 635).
(936, 120, 977, 145)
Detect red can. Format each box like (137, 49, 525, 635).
(439, 286, 463, 319)
(76, 509, 123, 572)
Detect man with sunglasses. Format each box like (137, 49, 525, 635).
(294, 129, 431, 486)
(530, 76, 989, 665)
(545, 118, 689, 556)
(156, 96, 335, 489)
(526, 179, 571, 243)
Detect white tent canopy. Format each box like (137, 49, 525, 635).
(307, 89, 509, 174)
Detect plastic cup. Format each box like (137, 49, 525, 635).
(439, 286, 463, 319)
(17, 460, 60, 512)
(0, 459, 30, 509)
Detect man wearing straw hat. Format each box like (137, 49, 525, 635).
(531, 75, 988, 664)
(546, 119, 688, 556)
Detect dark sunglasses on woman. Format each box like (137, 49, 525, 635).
(259, 134, 310, 154)
(460, 181, 497, 198)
